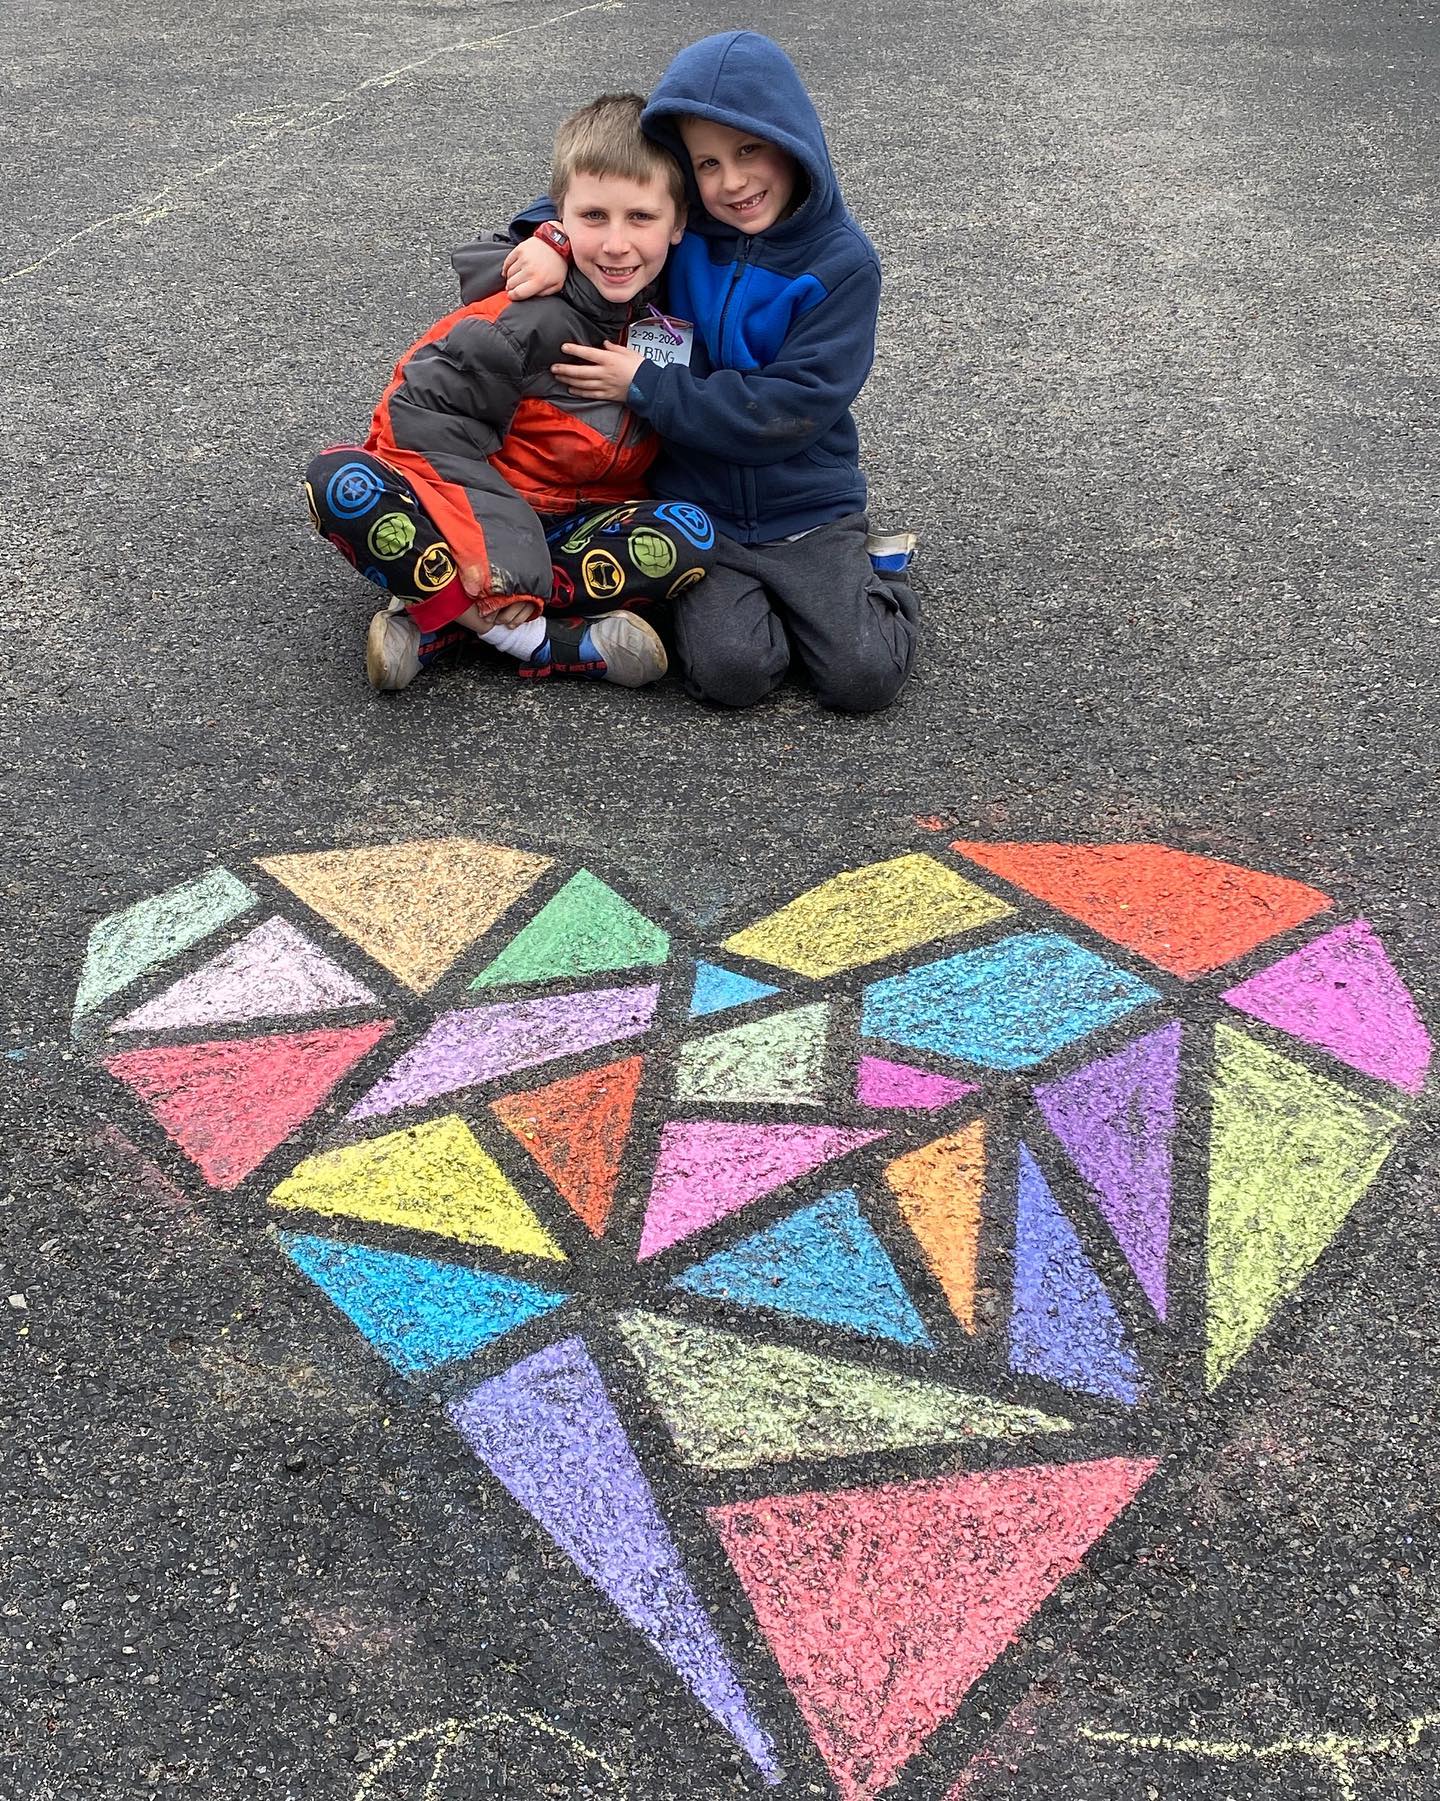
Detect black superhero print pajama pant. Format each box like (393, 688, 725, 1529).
(304, 447, 715, 633)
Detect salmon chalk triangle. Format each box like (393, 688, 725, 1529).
(490, 1056, 644, 1236)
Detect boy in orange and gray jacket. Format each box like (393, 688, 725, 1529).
(303, 94, 715, 690)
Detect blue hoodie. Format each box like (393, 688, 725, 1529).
(516, 34, 882, 544)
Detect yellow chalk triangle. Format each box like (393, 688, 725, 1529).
(257, 840, 552, 993)
(269, 1114, 566, 1261)
(723, 853, 1013, 978)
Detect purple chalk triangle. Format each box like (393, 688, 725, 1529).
(111, 917, 377, 1034)
(1222, 918, 1432, 1095)
(1034, 1023, 1180, 1318)
(855, 1055, 977, 1112)
(349, 985, 660, 1120)
(638, 1121, 885, 1260)
(448, 1338, 781, 1783)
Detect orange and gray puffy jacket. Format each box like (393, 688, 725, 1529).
(363, 240, 657, 606)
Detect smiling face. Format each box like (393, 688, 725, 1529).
(558, 170, 684, 304)
(679, 118, 800, 235)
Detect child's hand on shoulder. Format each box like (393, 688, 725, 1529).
(502, 238, 568, 300)
(552, 341, 645, 402)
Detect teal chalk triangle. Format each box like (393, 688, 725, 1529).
(277, 1232, 568, 1375)
(471, 871, 669, 987)
(690, 961, 780, 1018)
(670, 1189, 934, 1348)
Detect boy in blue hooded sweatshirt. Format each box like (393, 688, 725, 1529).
(497, 31, 920, 712)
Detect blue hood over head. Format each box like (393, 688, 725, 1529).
(641, 32, 840, 238)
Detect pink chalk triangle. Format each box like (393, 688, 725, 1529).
(1222, 919, 1431, 1095)
(855, 1056, 977, 1112)
(111, 917, 377, 1034)
(637, 1122, 885, 1260)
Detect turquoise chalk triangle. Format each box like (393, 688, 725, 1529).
(690, 961, 780, 1018)
(670, 1189, 934, 1348)
(278, 1233, 568, 1375)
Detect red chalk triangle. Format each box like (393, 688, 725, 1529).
(105, 1022, 393, 1190)
(710, 1456, 1157, 1801)
(951, 842, 1331, 979)
(489, 1056, 644, 1236)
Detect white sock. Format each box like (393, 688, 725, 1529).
(477, 616, 548, 660)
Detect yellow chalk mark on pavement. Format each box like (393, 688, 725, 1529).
(354, 1707, 623, 1800)
(722, 853, 1012, 978)
(258, 840, 551, 993)
(1079, 1711, 1440, 1801)
(270, 1115, 565, 1261)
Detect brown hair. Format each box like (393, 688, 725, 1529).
(550, 92, 685, 211)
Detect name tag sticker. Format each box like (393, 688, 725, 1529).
(627, 314, 694, 369)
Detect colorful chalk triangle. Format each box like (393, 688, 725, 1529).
(74, 868, 257, 1021)
(671, 1189, 934, 1348)
(1205, 1024, 1402, 1388)
(349, 985, 660, 1121)
(449, 1338, 782, 1784)
(1010, 1147, 1143, 1404)
(710, 1455, 1157, 1801)
(722, 852, 1013, 978)
(105, 1021, 393, 1191)
(616, 1311, 1068, 1470)
(257, 839, 552, 992)
(278, 1233, 568, 1374)
(1034, 1023, 1180, 1319)
(470, 870, 669, 987)
(856, 1055, 976, 1112)
(1222, 918, 1432, 1095)
(882, 1124, 986, 1333)
(490, 1056, 644, 1236)
(638, 1121, 885, 1259)
(676, 1003, 830, 1106)
(269, 1115, 567, 1260)
(951, 841, 1333, 979)
(111, 916, 378, 1034)
(689, 961, 779, 1017)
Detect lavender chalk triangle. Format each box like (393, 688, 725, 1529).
(1034, 1023, 1180, 1318)
(1010, 1146, 1142, 1405)
(1222, 918, 1432, 1095)
(855, 1055, 977, 1112)
(349, 985, 661, 1120)
(448, 1338, 781, 1783)
(111, 917, 377, 1034)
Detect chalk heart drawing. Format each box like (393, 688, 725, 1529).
(76, 839, 1430, 1799)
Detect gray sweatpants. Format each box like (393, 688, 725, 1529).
(671, 512, 920, 712)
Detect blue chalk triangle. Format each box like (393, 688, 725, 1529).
(689, 961, 779, 1018)
(1008, 1147, 1142, 1404)
(670, 1189, 934, 1348)
(278, 1233, 568, 1375)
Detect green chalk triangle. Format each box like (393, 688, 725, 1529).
(470, 870, 669, 987)
(1206, 1024, 1402, 1389)
(676, 1002, 830, 1105)
(616, 1311, 1070, 1470)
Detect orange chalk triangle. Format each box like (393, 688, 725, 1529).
(883, 1124, 985, 1332)
(950, 842, 1332, 979)
(257, 839, 552, 992)
(105, 1021, 393, 1191)
(711, 1456, 1157, 1801)
(490, 1056, 644, 1236)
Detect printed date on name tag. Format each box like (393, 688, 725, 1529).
(627, 314, 694, 368)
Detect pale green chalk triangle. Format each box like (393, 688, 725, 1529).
(470, 870, 669, 987)
(615, 1310, 1070, 1471)
(676, 1002, 830, 1106)
(1206, 1024, 1403, 1390)
(73, 869, 258, 1022)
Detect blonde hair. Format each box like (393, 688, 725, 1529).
(550, 93, 685, 211)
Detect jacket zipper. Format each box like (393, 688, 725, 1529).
(716, 239, 754, 531)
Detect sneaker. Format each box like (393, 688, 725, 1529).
(364, 604, 467, 691)
(520, 612, 668, 688)
(866, 529, 918, 575)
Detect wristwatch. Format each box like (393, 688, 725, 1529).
(534, 221, 572, 260)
